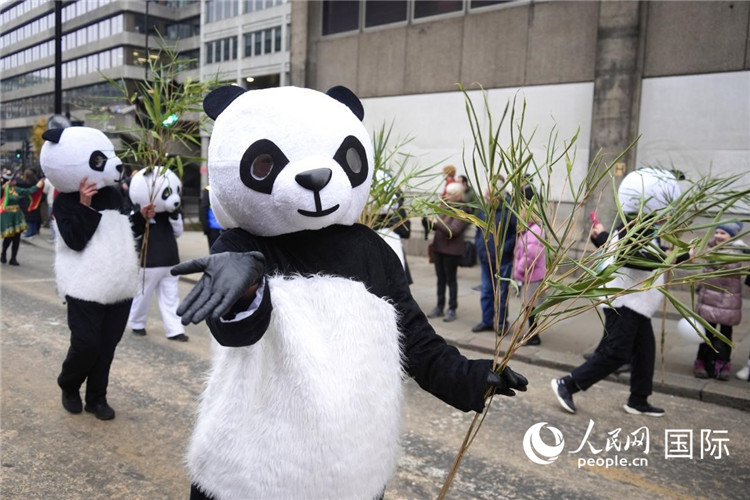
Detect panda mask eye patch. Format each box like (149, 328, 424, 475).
(240, 139, 289, 194)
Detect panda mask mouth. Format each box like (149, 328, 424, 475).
(295, 168, 340, 217)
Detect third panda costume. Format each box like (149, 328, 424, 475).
(172, 86, 528, 500)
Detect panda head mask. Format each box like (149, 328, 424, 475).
(204, 85, 373, 237)
(40, 126, 123, 193)
(617, 167, 681, 215)
(128, 168, 182, 213)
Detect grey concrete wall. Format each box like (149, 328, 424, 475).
(644, 1, 750, 77)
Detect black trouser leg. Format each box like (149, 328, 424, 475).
(7, 234, 20, 260)
(444, 254, 460, 310)
(2, 236, 11, 258)
(84, 299, 131, 404)
(628, 311, 655, 401)
(434, 253, 447, 309)
(58, 297, 131, 404)
(572, 307, 648, 393)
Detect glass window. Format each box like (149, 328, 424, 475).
(99, 51, 110, 69)
(414, 0, 463, 19)
(254, 31, 262, 56)
(244, 33, 253, 57)
(206, 42, 213, 64)
(244, 0, 254, 13)
(470, 0, 510, 7)
(263, 29, 272, 54)
(365, 0, 407, 27)
(215, 40, 221, 62)
(255, 0, 263, 12)
(223, 38, 230, 60)
(100, 18, 110, 38)
(232, 36, 238, 60)
(274, 26, 281, 52)
(322, 0, 359, 35)
(77, 29, 86, 46)
(88, 24, 98, 42)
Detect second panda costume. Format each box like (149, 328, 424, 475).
(128, 168, 188, 341)
(40, 126, 139, 421)
(172, 86, 528, 500)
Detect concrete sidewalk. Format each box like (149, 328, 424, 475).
(25, 229, 750, 410)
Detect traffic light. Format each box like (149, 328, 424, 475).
(15, 149, 22, 159)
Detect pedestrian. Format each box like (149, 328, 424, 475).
(199, 184, 223, 250)
(42, 177, 57, 242)
(551, 168, 690, 417)
(40, 126, 140, 421)
(440, 164, 457, 198)
(426, 182, 468, 322)
(692, 221, 746, 380)
(458, 175, 478, 214)
(737, 274, 750, 381)
(19, 169, 43, 239)
(1, 172, 44, 265)
(128, 168, 189, 342)
(472, 181, 517, 333)
(514, 203, 546, 345)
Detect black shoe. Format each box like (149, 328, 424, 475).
(623, 401, 664, 417)
(61, 390, 82, 414)
(551, 378, 576, 414)
(525, 335, 541, 346)
(8, 259, 19, 266)
(426, 306, 443, 318)
(131, 328, 147, 336)
(443, 309, 456, 322)
(471, 322, 494, 333)
(168, 333, 189, 342)
(85, 402, 116, 420)
(0, 255, 5, 264)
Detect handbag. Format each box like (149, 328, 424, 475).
(459, 240, 477, 268)
(427, 242, 434, 263)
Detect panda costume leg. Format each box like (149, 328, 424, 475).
(153, 266, 186, 339)
(127, 267, 160, 333)
(58, 296, 131, 408)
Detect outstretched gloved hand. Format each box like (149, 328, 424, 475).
(171, 251, 265, 325)
(486, 365, 528, 397)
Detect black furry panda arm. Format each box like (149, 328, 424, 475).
(375, 236, 492, 413)
(52, 192, 102, 251)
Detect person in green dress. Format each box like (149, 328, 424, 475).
(1, 172, 45, 265)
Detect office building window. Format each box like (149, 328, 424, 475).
(322, 0, 359, 35)
(470, 0, 511, 7)
(414, 0, 463, 19)
(365, 0, 407, 28)
(254, 31, 262, 55)
(264, 29, 272, 54)
(274, 26, 281, 52)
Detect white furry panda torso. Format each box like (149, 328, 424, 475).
(40, 126, 138, 303)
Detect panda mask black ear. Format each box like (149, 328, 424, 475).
(326, 86, 364, 121)
(42, 128, 65, 143)
(204, 86, 248, 120)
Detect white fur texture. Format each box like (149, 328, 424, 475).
(40, 127, 123, 193)
(618, 167, 680, 215)
(188, 275, 404, 500)
(607, 268, 665, 318)
(208, 87, 374, 237)
(129, 168, 182, 213)
(54, 211, 139, 303)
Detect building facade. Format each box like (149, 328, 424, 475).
(294, 0, 750, 233)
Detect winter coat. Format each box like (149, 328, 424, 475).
(432, 213, 468, 256)
(475, 195, 517, 265)
(696, 239, 745, 326)
(513, 221, 546, 283)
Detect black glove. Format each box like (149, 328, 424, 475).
(171, 251, 265, 325)
(169, 209, 182, 220)
(486, 365, 528, 397)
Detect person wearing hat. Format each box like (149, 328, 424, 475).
(440, 165, 457, 199)
(693, 220, 746, 381)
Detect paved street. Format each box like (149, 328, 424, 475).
(2, 233, 749, 500)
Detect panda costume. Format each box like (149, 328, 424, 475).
(127, 168, 188, 341)
(171, 86, 527, 500)
(40, 126, 139, 421)
(551, 167, 690, 417)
